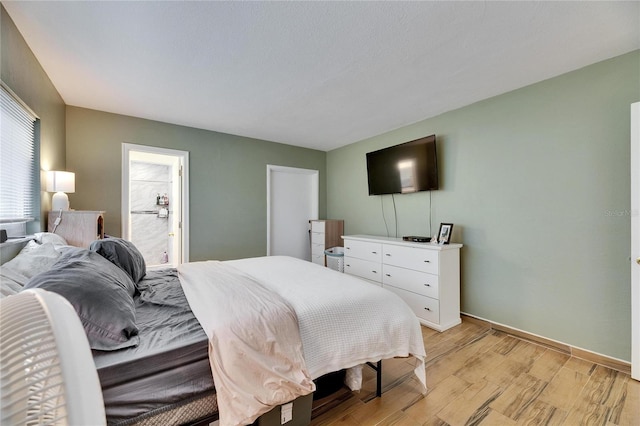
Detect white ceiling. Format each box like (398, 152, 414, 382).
(3, 1, 639, 151)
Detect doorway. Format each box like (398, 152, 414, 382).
(122, 144, 189, 268)
(267, 165, 319, 260)
(631, 102, 639, 381)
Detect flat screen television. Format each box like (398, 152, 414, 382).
(366, 135, 438, 195)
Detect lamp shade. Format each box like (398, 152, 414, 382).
(46, 171, 75, 211)
(46, 171, 75, 193)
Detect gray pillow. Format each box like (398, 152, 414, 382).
(90, 238, 146, 284)
(24, 248, 139, 351)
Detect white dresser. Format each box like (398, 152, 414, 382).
(310, 220, 344, 266)
(342, 235, 462, 332)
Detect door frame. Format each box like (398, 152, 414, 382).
(122, 143, 189, 265)
(631, 102, 639, 381)
(266, 165, 319, 257)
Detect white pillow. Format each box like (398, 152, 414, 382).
(0, 276, 23, 298)
(0, 241, 61, 289)
(34, 232, 68, 248)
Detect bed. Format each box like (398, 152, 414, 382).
(0, 234, 426, 426)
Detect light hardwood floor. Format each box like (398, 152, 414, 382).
(310, 319, 639, 425)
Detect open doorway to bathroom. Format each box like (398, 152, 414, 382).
(122, 144, 189, 268)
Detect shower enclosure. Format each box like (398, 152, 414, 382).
(122, 144, 188, 268)
(129, 161, 172, 266)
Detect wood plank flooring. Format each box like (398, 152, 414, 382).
(310, 319, 639, 425)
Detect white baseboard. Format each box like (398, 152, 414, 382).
(461, 312, 631, 375)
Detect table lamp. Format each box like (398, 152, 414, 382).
(46, 171, 75, 211)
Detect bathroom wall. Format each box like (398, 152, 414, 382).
(129, 161, 171, 266)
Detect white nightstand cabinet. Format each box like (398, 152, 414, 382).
(48, 210, 105, 248)
(343, 235, 462, 332)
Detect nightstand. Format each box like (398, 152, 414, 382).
(48, 210, 105, 248)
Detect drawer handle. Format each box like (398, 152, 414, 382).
(372, 251, 377, 254)
(424, 307, 431, 311)
(385, 253, 391, 257)
(385, 273, 391, 277)
(424, 260, 430, 263)
(372, 270, 377, 274)
(423, 283, 431, 287)
(346, 264, 351, 267)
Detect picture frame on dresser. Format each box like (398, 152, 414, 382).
(437, 223, 453, 244)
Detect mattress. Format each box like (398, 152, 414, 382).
(93, 262, 407, 425)
(180, 256, 426, 425)
(92, 268, 214, 425)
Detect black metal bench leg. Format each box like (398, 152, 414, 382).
(365, 360, 383, 398)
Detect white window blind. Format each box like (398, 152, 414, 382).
(0, 85, 37, 223)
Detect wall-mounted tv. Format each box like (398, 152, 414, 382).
(366, 135, 438, 195)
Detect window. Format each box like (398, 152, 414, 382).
(0, 84, 38, 235)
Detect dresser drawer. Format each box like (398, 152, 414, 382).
(311, 232, 325, 245)
(382, 264, 439, 299)
(385, 285, 440, 324)
(311, 220, 325, 233)
(311, 252, 325, 265)
(382, 244, 439, 274)
(311, 242, 325, 256)
(344, 256, 382, 283)
(344, 240, 382, 263)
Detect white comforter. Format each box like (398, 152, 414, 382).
(179, 256, 426, 426)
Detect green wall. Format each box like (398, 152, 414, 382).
(327, 50, 640, 361)
(65, 107, 326, 261)
(5, 1, 638, 362)
(1, 5, 66, 231)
